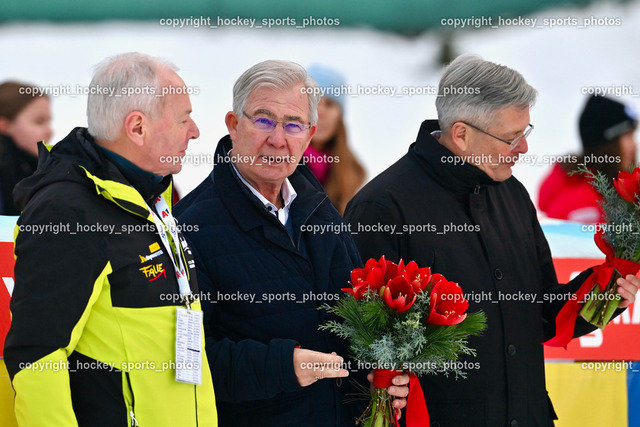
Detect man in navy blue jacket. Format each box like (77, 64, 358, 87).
(175, 60, 408, 426)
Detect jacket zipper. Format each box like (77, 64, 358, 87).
(194, 385, 199, 427)
(124, 372, 139, 426)
(262, 204, 298, 249)
(130, 410, 138, 427)
(301, 193, 342, 423)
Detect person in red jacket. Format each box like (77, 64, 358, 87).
(538, 95, 638, 223)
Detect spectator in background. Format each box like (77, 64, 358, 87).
(0, 82, 52, 215)
(304, 64, 365, 215)
(538, 95, 638, 223)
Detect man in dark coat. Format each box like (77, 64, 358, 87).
(175, 60, 409, 426)
(345, 54, 639, 427)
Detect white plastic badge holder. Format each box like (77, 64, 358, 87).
(175, 307, 203, 385)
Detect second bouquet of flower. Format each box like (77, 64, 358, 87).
(545, 165, 640, 347)
(320, 256, 486, 427)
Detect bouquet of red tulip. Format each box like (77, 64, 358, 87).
(320, 256, 486, 427)
(575, 166, 640, 328)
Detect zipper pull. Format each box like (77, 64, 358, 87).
(474, 185, 481, 195)
(130, 409, 139, 427)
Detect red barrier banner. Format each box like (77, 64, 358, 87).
(0, 242, 15, 358)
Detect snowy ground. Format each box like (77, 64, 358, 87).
(1, 1, 639, 207)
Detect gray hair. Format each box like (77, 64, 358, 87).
(87, 52, 178, 141)
(435, 54, 537, 132)
(232, 60, 320, 125)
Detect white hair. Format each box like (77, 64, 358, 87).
(232, 59, 320, 125)
(87, 52, 178, 141)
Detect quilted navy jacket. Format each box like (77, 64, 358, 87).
(176, 135, 363, 426)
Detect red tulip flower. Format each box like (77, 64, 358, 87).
(403, 261, 432, 293)
(342, 281, 373, 300)
(426, 279, 469, 325)
(344, 257, 387, 299)
(427, 273, 446, 290)
(613, 168, 640, 204)
(384, 259, 404, 282)
(383, 276, 417, 313)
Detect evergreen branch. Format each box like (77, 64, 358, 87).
(574, 164, 640, 261)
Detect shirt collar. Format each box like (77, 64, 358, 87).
(230, 159, 297, 225)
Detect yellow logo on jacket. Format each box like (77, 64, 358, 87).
(139, 263, 166, 281)
(139, 242, 164, 264)
(139, 242, 166, 281)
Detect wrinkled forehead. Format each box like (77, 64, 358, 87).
(245, 83, 309, 113)
(247, 80, 304, 99)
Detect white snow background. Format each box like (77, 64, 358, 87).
(1, 1, 639, 209)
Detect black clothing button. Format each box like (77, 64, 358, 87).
(494, 268, 503, 280)
(507, 344, 517, 356)
(511, 419, 519, 427)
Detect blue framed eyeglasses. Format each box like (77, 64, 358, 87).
(243, 112, 311, 136)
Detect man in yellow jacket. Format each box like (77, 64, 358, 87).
(4, 52, 217, 426)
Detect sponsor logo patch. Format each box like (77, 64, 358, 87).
(139, 263, 166, 281)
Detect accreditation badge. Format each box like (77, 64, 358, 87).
(175, 307, 203, 385)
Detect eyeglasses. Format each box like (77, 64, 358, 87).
(243, 112, 311, 136)
(460, 121, 533, 151)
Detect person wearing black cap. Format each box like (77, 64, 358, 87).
(539, 95, 638, 223)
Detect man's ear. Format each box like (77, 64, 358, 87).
(225, 111, 239, 141)
(449, 122, 472, 153)
(124, 111, 146, 147)
(301, 124, 317, 152)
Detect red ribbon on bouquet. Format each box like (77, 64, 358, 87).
(374, 369, 429, 427)
(544, 230, 640, 348)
